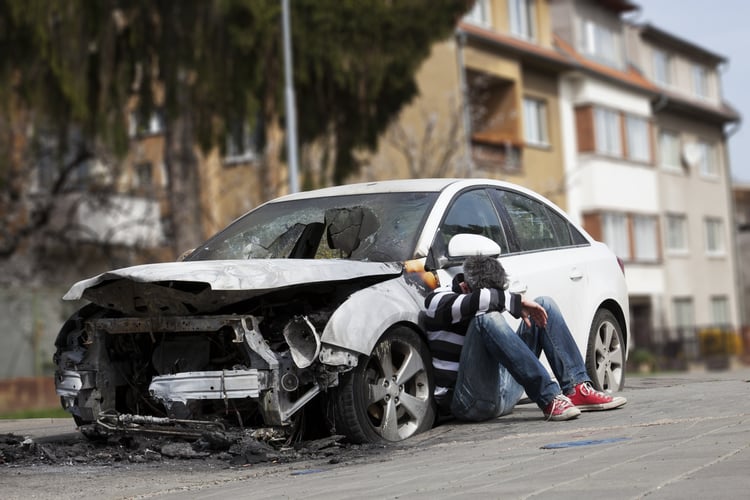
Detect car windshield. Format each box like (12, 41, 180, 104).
(187, 192, 438, 262)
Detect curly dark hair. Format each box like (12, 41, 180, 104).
(463, 255, 508, 291)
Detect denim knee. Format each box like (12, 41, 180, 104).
(533, 296, 558, 313)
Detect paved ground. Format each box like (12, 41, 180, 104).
(2, 368, 750, 499)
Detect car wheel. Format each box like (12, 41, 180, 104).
(328, 327, 435, 443)
(585, 309, 625, 392)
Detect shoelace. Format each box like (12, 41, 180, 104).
(579, 382, 609, 400)
(579, 382, 595, 396)
(545, 394, 574, 421)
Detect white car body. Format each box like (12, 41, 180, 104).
(54, 178, 629, 443)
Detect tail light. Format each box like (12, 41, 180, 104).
(616, 256, 625, 275)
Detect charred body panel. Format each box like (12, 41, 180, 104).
(63, 260, 402, 315)
(53, 265, 407, 437)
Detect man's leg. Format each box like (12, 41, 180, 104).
(471, 312, 562, 410)
(520, 296, 626, 411)
(451, 320, 524, 422)
(517, 296, 589, 395)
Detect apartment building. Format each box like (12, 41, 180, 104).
(549, 0, 664, 350)
(358, 0, 572, 208)
(363, 0, 742, 354)
(632, 23, 741, 350)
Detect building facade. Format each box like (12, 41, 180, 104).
(362, 0, 742, 357)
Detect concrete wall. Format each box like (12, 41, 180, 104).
(0, 287, 73, 380)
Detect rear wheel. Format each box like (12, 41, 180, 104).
(586, 309, 625, 391)
(328, 327, 435, 443)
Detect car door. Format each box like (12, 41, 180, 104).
(488, 188, 592, 352)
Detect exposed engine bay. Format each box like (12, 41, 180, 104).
(54, 261, 410, 439)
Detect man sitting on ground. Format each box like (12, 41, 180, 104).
(423, 254, 626, 421)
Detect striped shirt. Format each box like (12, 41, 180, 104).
(423, 274, 522, 410)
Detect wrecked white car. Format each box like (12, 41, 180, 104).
(54, 178, 629, 443)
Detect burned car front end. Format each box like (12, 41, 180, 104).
(54, 189, 440, 442)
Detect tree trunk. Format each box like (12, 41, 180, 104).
(163, 74, 204, 257)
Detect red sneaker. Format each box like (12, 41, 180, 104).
(543, 394, 581, 421)
(568, 382, 627, 411)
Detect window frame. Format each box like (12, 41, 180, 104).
(697, 140, 719, 179)
(464, 0, 491, 27)
(710, 295, 730, 326)
(673, 297, 695, 331)
(625, 115, 650, 163)
(704, 217, 725, 256)
(594, 107, 622, 157)
(435, 188, 510, 258)
(581, 19, 621, 67)
(664, 213, 689, 254)
(601, 212, 630, 260)
(652, 49, 672, 86)
(659, 129, 682, 172)
(632, 214, 659, 263)
(509, 0, 537, 40)
(523, 96, 549, 147)
(692, 64, 709, 99)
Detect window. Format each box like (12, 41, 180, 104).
(697, 141, 718, 178)
(509, 0, 536, 40)
(653, 49, 672, 86)
(134, 162, 153, 190)
(128, 111, 164, 138)
(673, 297, 695, 331)
(665, 214, 688, 253)
(710, 296, 730, 326)
(523, 97, 548, 146)
(595, 108, 622, 157)
(602, 213, 629, 259)
(438, 189, 508, 254)
(496, 190, 564, 252)
(704, 217, 725, 255)
(659, 130, 681, 170)
(464, 0, 491, 26)
(692, 64, 709, 99)
(626, 115, 650, 162)
(225, 118, 259, 163)
(632, 215, 658, 262)
(581, 19, 620, 67)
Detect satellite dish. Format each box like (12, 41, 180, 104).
(682, 143, 701, 167)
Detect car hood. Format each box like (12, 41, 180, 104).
(64, 259, 404, 315)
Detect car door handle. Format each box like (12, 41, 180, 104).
(569, 268, 583, 281)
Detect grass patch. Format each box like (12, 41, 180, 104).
(0, 407, 70, 419)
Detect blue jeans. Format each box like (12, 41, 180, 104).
(450, 296, 590, 421)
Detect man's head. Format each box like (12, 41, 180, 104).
(462, 255, 508, 291)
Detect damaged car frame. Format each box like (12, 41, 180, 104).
(54, 178, 629, 443)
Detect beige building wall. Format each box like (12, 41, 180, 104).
(356, 0, 567, 210)
(352, 39, 466, 182)
(657, 112, 740, 329)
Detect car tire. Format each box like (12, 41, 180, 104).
(328, 327, 435, 443)
(585, 309, 626, 392)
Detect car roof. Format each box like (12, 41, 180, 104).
(267, 178, 539, 203)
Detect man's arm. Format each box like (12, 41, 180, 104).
(520, 297, 548, 328)
(424, 286, 522, 326)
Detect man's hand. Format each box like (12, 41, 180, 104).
(521, 298, 548, 328)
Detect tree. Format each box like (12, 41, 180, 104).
(0, 0, 473, 267)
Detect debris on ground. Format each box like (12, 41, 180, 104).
(0, 429, 386, 469)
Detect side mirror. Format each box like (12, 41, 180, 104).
(448, 234, 501, 258)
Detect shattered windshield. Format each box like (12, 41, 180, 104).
(187, 192, 438, 262)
